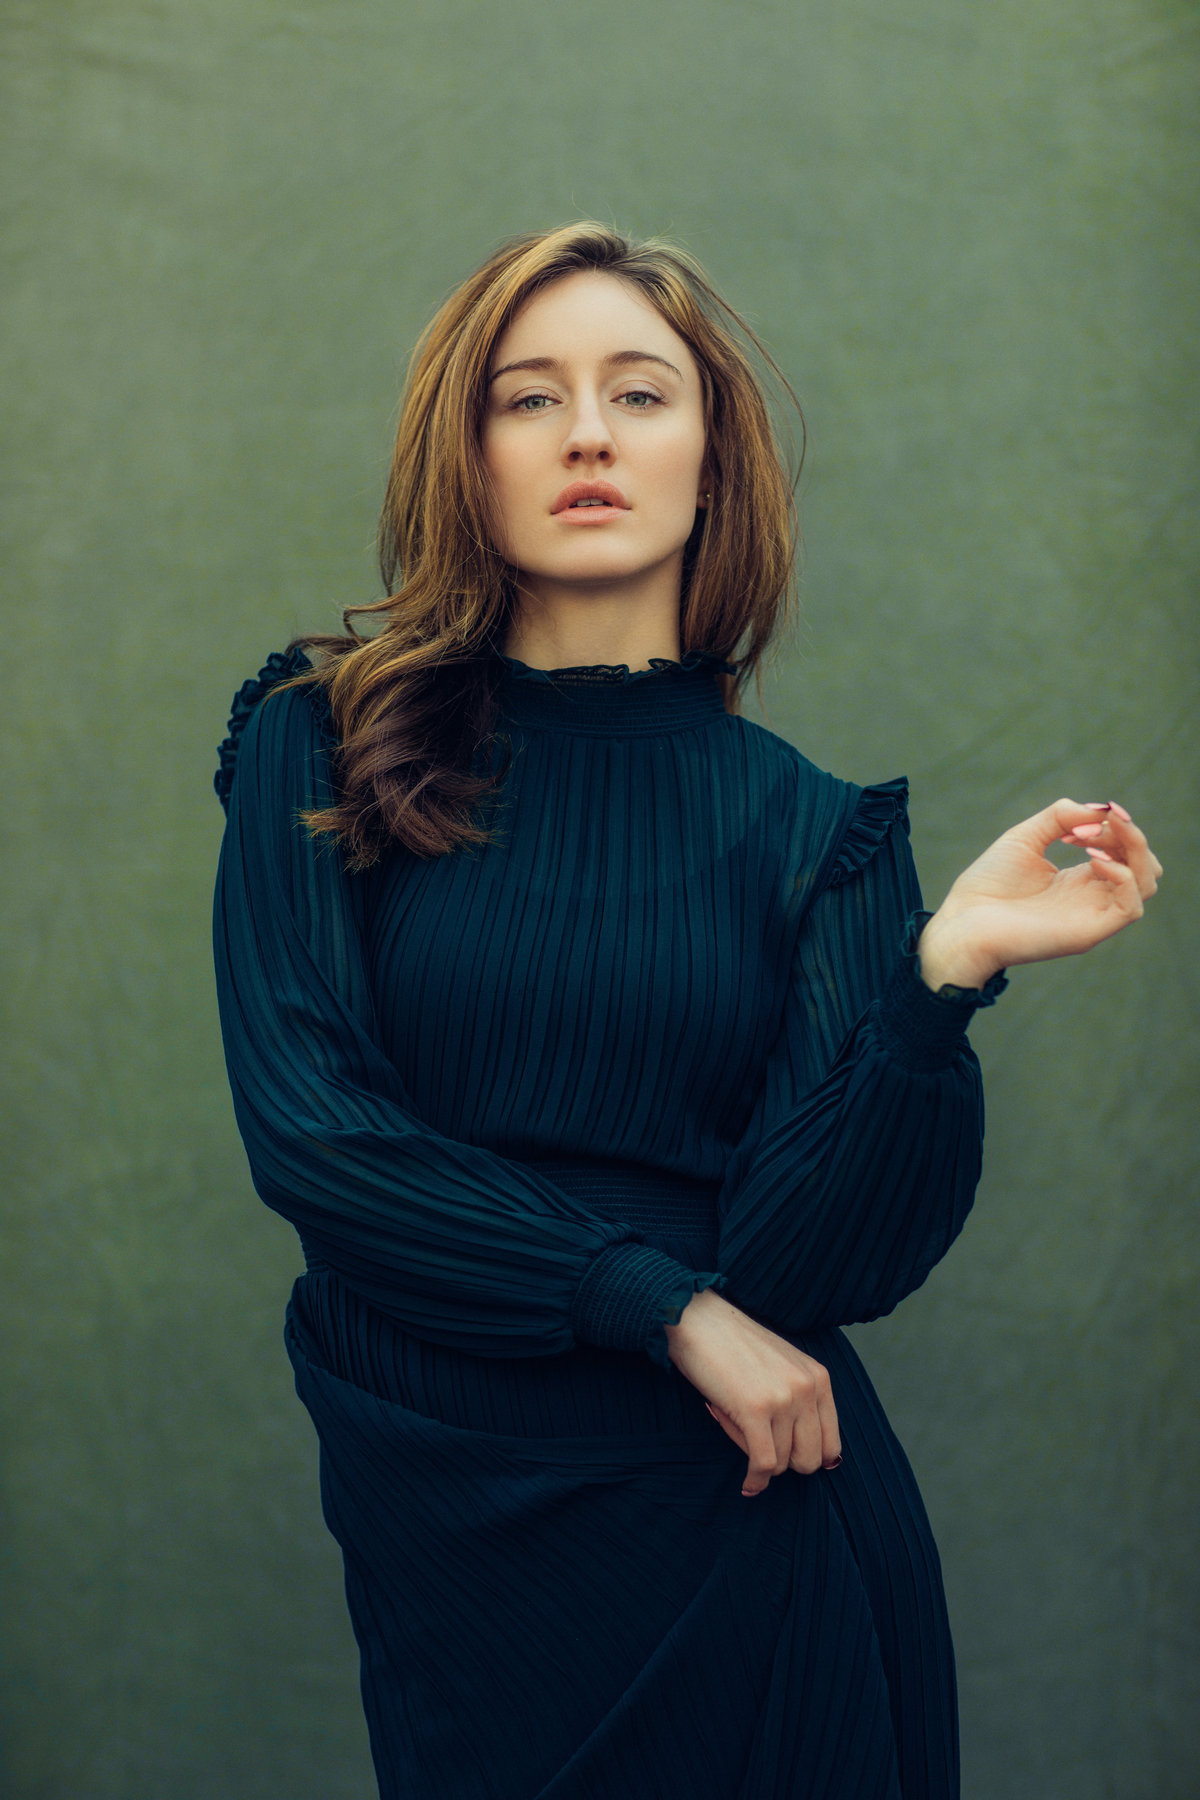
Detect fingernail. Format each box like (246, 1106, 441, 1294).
(822, 1456, 844, 1471)
(704, 1401, 720, 1418)
(1072, 823, 1104, 839)
(741, 1488, 758, 1498)
(1085, 846, 1115, 863)
(1081, 802, 1112, 811)
(1108, 801, 1133, 823)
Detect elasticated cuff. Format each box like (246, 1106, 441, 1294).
(570, 1241, 727, 1369)
(873, 910, 1009, 1073)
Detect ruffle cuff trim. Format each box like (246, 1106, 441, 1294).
(872, 909, 1009, 1071)
(214, 645, 334, 812)
(570, 1242, 727, 1369)
(826, 777, 911, 887)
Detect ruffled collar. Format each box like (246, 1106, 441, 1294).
(492, 648, 736, 737)
(496, 648, 735, 686)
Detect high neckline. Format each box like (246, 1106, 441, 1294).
(493, 649, 736, 737)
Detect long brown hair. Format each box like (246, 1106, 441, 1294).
(294, 222, 803, 867)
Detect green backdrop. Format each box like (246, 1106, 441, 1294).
(3, 3, 1196, 1796)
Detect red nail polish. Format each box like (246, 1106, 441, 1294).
(822, 1456, 843, 1471)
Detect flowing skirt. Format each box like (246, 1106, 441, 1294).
(285, 1160, 959, 1800)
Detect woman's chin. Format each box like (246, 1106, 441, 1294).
(517, 547, 680, 593)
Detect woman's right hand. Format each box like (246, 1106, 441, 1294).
(664, 1287, 841, 1496)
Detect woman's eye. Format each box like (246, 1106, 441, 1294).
(508, 387, 662, 414)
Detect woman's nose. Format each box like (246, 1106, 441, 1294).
(561, 395, 616, 464)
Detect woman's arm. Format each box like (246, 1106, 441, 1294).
(670, 789, 1160, 1495)
(213, 677, 722, 1364)
(712, 794, 1000, 1335)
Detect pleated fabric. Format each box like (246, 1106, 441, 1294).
(213, 647, 1006, 1800)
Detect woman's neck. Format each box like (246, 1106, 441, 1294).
(501, 573, 683, 672)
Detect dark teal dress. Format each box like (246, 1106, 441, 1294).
(213, 647, 1005, 1800)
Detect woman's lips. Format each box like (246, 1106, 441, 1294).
(551, 479, 630, 516)
(554, 504, 629, 523)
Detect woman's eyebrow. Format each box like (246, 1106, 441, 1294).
(488, 350, 684, 383)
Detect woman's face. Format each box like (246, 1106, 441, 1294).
(482, 270, 709, 597)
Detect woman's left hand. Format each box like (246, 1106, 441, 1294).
(917, 799, 1163, 991)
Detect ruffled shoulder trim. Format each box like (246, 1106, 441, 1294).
(214, 645, 335, 813)
(495, 648, 736, 686)
(825, 776, 911, 887)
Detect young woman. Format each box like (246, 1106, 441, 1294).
(213, 223, 1160, 1800)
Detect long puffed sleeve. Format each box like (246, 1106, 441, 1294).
(212, 666, 723, 1363)
(715, 780, 1006, 1333)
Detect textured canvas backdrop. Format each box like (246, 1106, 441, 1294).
(2, 2, 1196, 1796)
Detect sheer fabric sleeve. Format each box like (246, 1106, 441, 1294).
(212, 672, 723, 1364)
(715, 780, 1006, 1335)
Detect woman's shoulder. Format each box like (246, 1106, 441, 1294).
(214, 645, 335, 813)
(733, 716, 910, 888)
